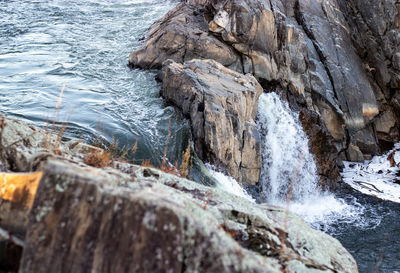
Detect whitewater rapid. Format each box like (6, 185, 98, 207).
(210, 92, 368, 231)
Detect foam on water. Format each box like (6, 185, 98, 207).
(206, 164, 255, 202)
(342, 143, 400, 203)
(255, 92, 367, 229)
(208, 92, 369, 230)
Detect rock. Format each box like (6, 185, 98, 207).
(346, 143, 364, 163)
(0, 113, 132, 236)
(375, 110, 397, 137)
(0, 114, 357, 272)
(160, 59, 262, 185)
(19, 159, 358, 273)
(0, 229, 23, 273)
(129, 0, 400, 177)
(128, 3, 242, 72)
(299, 109, 341, 187)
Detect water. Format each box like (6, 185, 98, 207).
(254, 92, 400, 272)
(0, 1, 399, 272)
(206, 164, 255, 202)
(0, 0, 189, 167)
(256, 93, 360, 228)
(342, 144, 400, 203)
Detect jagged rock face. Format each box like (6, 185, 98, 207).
(130, 0, 400, 185)
(129, 3, 242, 72)
(337, 0, 400, 143)
(160, 59, 262, 185)
(19, 160, 358, 273)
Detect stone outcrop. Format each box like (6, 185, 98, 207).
(160, 59, 262, 184)
(0, 113, 124, 236)
(129, 0, 400, 185)
(19, 160, 358, 273)
(0, 114, 358, 272)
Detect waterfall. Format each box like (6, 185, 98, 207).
(256, 92, 364, 229)
(257, 92, 318, 204)
(211, 92, 366, 231)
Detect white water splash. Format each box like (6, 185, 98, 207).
(207, 92, 370, 230)
(342, 143, 400, 203)
(257, 93, 363, 229)
(206, 164, 255, 202)
(257, 92, 318, 203)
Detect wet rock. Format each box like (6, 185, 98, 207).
(19, 160, 358, 273)
(129, 0, 400, 178)
(160, 59, 262, 185)
(299, 109, 341, 187)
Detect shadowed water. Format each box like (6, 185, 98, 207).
(1, 1, 399, 272)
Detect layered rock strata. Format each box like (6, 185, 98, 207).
(130, 0, 400, 186)
(160, 59, 262, 184)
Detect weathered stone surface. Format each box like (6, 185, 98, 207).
(0, 114, 358, 272)
(130, 0, 400, 183)
(19, 159, 358, 273)
(346, 143, 364, 162)
(129, 3, 242, 72)
(0, 114, 133, 236)
(160, 59, 262, 185)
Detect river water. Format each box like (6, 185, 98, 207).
(0, 1, 399, 272)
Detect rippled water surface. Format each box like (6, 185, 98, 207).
(0, 0, 189, 165)
(1, 1, 399, 272)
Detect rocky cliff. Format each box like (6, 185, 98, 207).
(130, 0, 400, 187)
(160, 59, 262, 184)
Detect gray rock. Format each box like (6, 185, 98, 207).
(129, 0, 400, 182)
(19, 159, 358, 273)
(346, 143, 365, 162)
(129, 3, 242, 72)
(0, 114, 358, 273)
(160, 59, 262, 185)
(375, 110, 397, 138)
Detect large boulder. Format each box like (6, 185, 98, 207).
(160, 59, 263, 185)
(0, 114, 358, 272)
(19, 159, 358, 273)
(129, 3, 242, 72)
(129, 0, 400, 185)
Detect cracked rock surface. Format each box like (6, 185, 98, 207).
(0, 114, 358, 272)
(130, 0, 400, 187)
(160, 59, 262, 185)
(20, 161, 357, 273)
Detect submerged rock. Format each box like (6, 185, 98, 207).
(129, 0, 400, 185)
(0, 114, 358, 272)
(160, 59, 262, 185)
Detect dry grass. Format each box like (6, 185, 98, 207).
(179, 142, 191, 178)
(84, 150, 111, 168)
(141, 159, 153, 167)
(162, 118, 172, 170)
